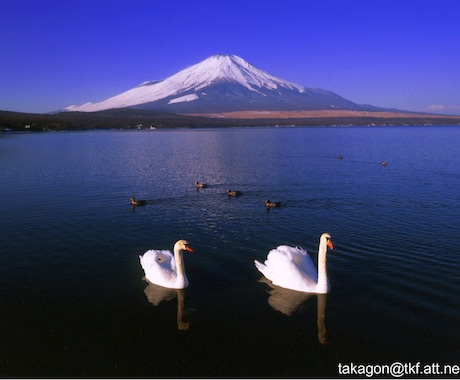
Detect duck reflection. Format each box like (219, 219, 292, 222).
(143, 281, 192, 330)
(259, 277, 329, 345)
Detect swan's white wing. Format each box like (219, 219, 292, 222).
(268, 245, 318, 279)
(255, 245, 318, 292)
(289, 246, 318, 281)
(139, 249, 177, 287)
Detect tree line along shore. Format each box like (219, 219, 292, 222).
(1, 109, 460, 132)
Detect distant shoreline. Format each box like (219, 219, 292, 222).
(188, 109, 460, 119)
(1, 109, 460, 131)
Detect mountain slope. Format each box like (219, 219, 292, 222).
(65, 54, 378, 113)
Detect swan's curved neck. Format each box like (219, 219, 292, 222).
(173, 245, 189, 289)
(173, 246, 185, 279)
(316, 241, 328, 293)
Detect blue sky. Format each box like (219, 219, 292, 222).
(1, 0, 459, 114)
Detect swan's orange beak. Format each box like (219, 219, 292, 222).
(185, 245, 194, 253)
(327, 240, 334, 250)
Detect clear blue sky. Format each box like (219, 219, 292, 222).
(1, 0, 459, 114)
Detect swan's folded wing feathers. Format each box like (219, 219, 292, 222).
(140, 249, 175, 274)
(272, 245, 315, 275)
(257, 245, 319, 291)
(292, 247, 318, 281)
(260, 246, 302, 284)
(140, 249, 179, 287)
(254, 259, 268, 278)
(155, 250, 175, 269)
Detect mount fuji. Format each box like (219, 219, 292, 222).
(65, 54, 380, 114)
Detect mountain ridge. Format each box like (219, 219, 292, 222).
(65, 54, 384, 114)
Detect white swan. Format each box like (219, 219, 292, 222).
(139, 239, 193, 289)
(254, 233, 334, 294)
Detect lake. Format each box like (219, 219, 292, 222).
(1, 126, 459, 377)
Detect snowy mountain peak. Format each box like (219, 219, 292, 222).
(182, 54, 306, 93)
(65, 54, 362, 113)
(65, 54, 307, 112)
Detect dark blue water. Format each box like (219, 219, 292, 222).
(1, 126, 459, 377)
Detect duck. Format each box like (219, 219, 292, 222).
(266, 199, 281, 208)
(381, 160, 387, 166)
(254, 233, 334, 294)
(227, 189, 242, 196)
(131, 197, 146, 206)
(139, 240, 194, 289)
(195, 181, 208, 189)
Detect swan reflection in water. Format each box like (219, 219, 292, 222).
(143, 281, 192, 330)
(259, 277, 329, 345)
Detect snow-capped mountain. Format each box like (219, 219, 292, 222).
(65, 54, 373, 113)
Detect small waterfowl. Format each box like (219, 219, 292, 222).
(266, 199, 281, 208)
(227, 189, 242, 196)
(381, 160, 387, 166)
(131, 197, 146, 206)
(195, 181, 208, 189)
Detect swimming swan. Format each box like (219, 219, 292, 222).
(254, 233, 334, 294)
(139, 240, 194, 289)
